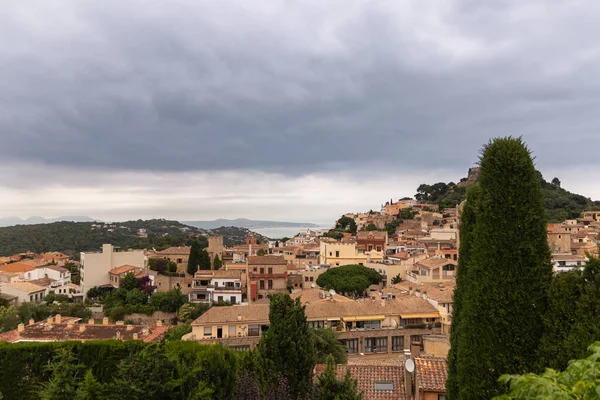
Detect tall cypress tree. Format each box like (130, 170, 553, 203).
(187, 241, 200, 275)
(259, 293, 316, 399)
(446, 185, 480, 399)
(450, 137, 553, 398)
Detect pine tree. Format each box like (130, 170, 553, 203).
(316, 355, 362, 400)
(259, 293, 316, 399)
(39, 347, 83, 400)
(198, 249, 211, 271)
(75, 370, 104, 400)
(187, 241, 200, 275)
(449, 137, 553, 399)
(213, 254, 222, 269)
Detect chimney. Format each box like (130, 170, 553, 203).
(133, 333, 139, 340)
(17, 323, 25, 332)
(47, 316, 54, 324)
(126, 324, 134, 331)
(67, 320, 74, 329)
(102, 317, 109, 325)
(116, 321, 124, 326)
(156, 320, 163, 327)
(79, 325, 86, 333)
(88, 319, 95, 325)
(55, 314, 62, 324)
(28, 319, 35, 326)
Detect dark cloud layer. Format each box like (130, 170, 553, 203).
(2, 1, 600, 175)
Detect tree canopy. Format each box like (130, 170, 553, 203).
(448, 137, 553, 399)
(316, 265, 382, 297)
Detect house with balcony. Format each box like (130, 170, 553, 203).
(552, 254, 588, 273)
(406, 258, 457, 284)
(186, 287, 441, 356)
(189, 270, 243, 304)
(247, 256, 288, 301)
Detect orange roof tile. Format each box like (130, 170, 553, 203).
(415, 356, 447, 393)
(109, 265, 141, 275)
(0, 262, 36, 274)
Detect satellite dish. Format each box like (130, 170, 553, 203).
(329, 289, 336, 297)
(311, 283, 316, 288)
(405, 358, 415, 373)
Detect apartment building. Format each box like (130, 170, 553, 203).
(186, 288, 441, 356)
(153, 246, 190, 272)
(247, 256, 288, 301)
(0, 282, 47, 305)
(319, 239, 384, 267)
(406, 258, 457, 284)
(80, 244, 145, 298)
(189, 270, 243, 304)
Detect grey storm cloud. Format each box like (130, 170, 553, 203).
(2, 0, 600, 175)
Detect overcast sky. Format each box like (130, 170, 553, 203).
(2, 1, 600, 224)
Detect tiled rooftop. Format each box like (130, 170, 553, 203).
(415, 356, 447, 393)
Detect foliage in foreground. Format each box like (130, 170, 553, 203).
(494, 342, 600, 400)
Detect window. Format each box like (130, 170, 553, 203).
(248, 324, 260, 336)
(368, 245, 373, 251)
(309, 321, 324, 328)
(260, 268, 265, 274)
(309, 277, 314, 282)
(376, 246, 382, 252)
(203, 327, 212, 336)
(235, 282, 241, 288)
(34, 293, 38, 301)
(411, 334, 424, 350)
(177, 258, 183, 263)
(443, 264, 455, 271)
(305, 277, 309, 282)
(268, 267, 273, 274)
(341, 338, 358, 353)
(229, 325, 237, 335)
(217, 296, 224, 302)
(30, 295, 33, 302)
(268, 280, 273, 289)
(365, 337, 387, 353)
(335, 251, 339, 257)
(329, 252, 332, 256)
(259, 280, 265, 289)
(230, 296, 236, 304)
(392, 336, 404, 351)
(374, 381, 394, 391)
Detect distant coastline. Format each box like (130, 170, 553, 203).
(251, 226, 330, 239)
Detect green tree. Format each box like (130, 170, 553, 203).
(167, 261, 178, 273)
(125, 289, 148, 306)
(39, 347, 83, 400)
(449, 138, 553, 399)
(178, 303, 210, 324)
(390, 274, 402, 285)
(335, 216, 357, 235)
(0, 306, 19, 333)
(119, 272, 138, 291)
(149, 258, 169, 273)
(256, 248, 267, 256)
(494, 342, 600, 400)
(198, 249, 211, 271)
(213, 255, 222, 269)
(164, 324, 192, 341)
(363, 223, 379, 231)
(86, 286, 102, 301)
(149, 289, 187, 313)
(313, 328, 347, 365)
(259, 293, 316, 399)
(187, 241, 201, 275)
(75, 370, 104, 400)
(316, 265, 382, 297)
(316, 355, 362, 400)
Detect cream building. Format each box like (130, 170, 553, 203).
(80, 244, 145, 298)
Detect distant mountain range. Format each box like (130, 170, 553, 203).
(182, 218, 319, 230)
(0, 216, 98, 227)
(0, 216, 319, 230)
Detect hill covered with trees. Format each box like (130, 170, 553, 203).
(415, 171, 600, 221)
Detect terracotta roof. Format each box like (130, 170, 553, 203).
(3, 281, 46, 293)
(29, 277, 56, 287)
(315, 364, 407, 400)
(194, 270, 241, 279)
(247, 256, 286, 265)
(0, 322, 167, 343)
(357, 231, 387, 240)
(194, 289, 438, 325)
(0, 262, 36, 274)
(192, 304, 270, 326)
(42, 265, 69, 273)
(394, 281, 455, 304)
(415, 356, 447, 393)
(155, 246, 191, 255)
(109, 265, 141, 275)
(416, 258, 457, 270)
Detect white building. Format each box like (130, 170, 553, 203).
(552, 254, 588, 273)
(80, 244, 145, 299)
(26, 266, 71, 288)
(189, 270, 243, 305)
(0, 282, 47, 306)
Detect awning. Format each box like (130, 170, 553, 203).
(400, 313, 440, 319)
(327, 318, 341, 321)
(343, 315, 385, 322)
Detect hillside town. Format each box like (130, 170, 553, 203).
(2, 185, 599, 399)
